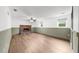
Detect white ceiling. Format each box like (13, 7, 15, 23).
(10, 6, 72, 18)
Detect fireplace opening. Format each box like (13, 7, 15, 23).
(23, 28, 30, 31)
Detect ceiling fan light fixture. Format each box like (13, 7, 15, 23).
(13, 8, 18, 12)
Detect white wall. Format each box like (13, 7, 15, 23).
(12, 18, 31, 27)
(9, 7, 71, 28)
(0, 6, 11, 31)
(34, 14, 71, 28)
(10, 9, 71, 28)
(73, 6, 79, 32)
(9, 7, 32, 28)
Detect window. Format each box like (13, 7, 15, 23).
(57, 18, 67, 27)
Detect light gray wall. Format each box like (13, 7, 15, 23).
(12, 27, 70, 40)
(72, 31, 78, 52)
(33, 28, 70, 40)
(0, 29, 11, 53)
(11, 27, 19, 35)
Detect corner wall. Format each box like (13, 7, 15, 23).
(0, 7, 12, 53)
(72, 6, 79, 53)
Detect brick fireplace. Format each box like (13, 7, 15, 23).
(19, 25, 31, 34)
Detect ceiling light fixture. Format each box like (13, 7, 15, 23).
(30, 17, 36, 23)
(13, 8, 18, 12)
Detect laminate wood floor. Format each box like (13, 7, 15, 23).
(9, 33, 73, 53)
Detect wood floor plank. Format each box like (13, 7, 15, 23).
(8, 33, 73, 53)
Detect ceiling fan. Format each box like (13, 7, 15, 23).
(29, 17, 36, 23)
